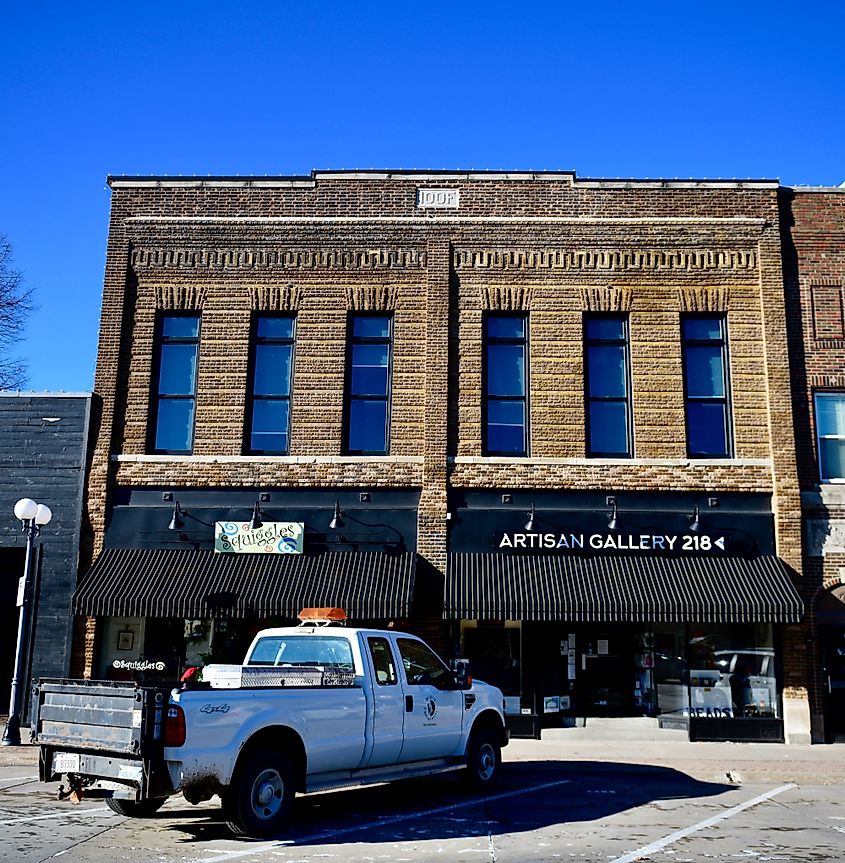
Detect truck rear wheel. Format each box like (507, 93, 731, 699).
(223, 750, 295, 838)
(106, 796, 167, 817)
(463, 727, 501, 790)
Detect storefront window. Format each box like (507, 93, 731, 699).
(687, 623, 778, 720)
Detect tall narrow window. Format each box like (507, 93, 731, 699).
(681, 315, 732, 457)
(247, 315, 295, 454)
(814, 392, 845, 481)
(345, 315, 392, 454)
(484, 315, 528, 456)
(151, 314, 200, 453)
(584, 315, 632, 457)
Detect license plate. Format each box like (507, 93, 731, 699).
(53, 752, 80, 773)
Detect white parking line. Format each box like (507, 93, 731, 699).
(0, 806, 112, 826)
(607, 783, 797, 863)
(193, 778, 572, 863)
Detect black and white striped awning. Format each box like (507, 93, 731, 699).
(445, 554, 803, 623)
(74, 548, 416, 620)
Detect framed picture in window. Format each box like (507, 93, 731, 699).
(117, 631, 134, 651)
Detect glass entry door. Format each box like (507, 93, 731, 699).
(576, 626, 636, 716)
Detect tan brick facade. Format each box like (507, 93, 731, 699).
(77, 171, 808, 738)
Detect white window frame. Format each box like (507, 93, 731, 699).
(815, 392, 845, 482)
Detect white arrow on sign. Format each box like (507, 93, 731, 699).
(715, 537, 725, 550)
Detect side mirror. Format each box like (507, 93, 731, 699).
(454, 671, 471, 690)
(449, 659, 472, 690)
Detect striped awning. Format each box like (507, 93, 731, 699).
(445, 554, 803, 623)
(74, 548, 416, 620)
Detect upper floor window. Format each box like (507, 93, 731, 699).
(815, 392, 845, 481)
(247, 315, 295, 454)
(484, 315, 528, 456)
(151, 314, 200, 454)
(584, 315, 632, 457)
(681, 315, 732, 458)
(345, 315, 392, 454)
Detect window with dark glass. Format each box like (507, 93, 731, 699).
(584, 315, 632, 457)
(681, 316, 732, 457)
(345, 315, 392, 454)
(151, 314, 200, 453)
(814, 392, 845, 481)
(396, 638, 453, 689)
(368, 637, 398, 686)
(484, 315, 528, 456)
(247, 315, 295, 454)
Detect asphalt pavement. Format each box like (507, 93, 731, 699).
(0, 737, 843, 862)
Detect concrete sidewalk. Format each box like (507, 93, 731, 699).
(506, 737, 845, 785)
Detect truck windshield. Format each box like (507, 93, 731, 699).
(247, 636, 354, 669)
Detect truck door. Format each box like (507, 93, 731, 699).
(395, 636, 463, 762)
(363, 635, 405, 767)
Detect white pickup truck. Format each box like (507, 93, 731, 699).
(32, 617, 508, 838)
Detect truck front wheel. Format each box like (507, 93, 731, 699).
(106, 797, 166, 817)
(223, 751, 295, 838)
(463, 727, 501, 790)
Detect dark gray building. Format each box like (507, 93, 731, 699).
(0, 393, 91, 713)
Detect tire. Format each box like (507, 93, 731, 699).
(106, 796, 167, 817)
(463, 727, 501, 791)
(223, 750, 295, 838)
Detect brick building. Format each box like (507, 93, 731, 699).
(0, 393, 91, 717)
(72, 171, 809, 742)
(782, 183, 845, 742)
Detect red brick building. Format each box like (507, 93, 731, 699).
(782, 183, 845, 742)
(72, 171, 810, 742)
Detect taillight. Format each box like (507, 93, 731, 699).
(163, 705, 186, 747)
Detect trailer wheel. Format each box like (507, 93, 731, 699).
(223, 750, 295, 838)
(463, 727, 501, 790)
(106, 796, 167, 817)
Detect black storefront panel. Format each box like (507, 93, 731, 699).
(447, 491, 803, 741)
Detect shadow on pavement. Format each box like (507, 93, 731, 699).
(163, 759, 735, 845)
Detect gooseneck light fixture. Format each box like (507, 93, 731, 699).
(524, 504, 536, 532)
(328, 500, 344, 531)
(249, 501, 264, 531)
(607, 501, 618, 532)
(168, 501, 184, 531)
(2, 498, 52, 746)
(689, 505, 701, 533)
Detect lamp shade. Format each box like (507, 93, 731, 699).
(14, 498, 38, 521)
(35, 504, 53, 526)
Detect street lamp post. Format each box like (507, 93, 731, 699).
(1, 497, 52, 746)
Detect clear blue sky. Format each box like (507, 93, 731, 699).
(1, 1, 843, 392)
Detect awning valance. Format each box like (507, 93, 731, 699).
(445, 554, 803, 624)
(74, 548, 416, 620)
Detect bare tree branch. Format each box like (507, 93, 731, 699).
(0, 235, 35, 390)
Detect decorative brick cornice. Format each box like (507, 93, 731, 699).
(677, 286, 731, 312)
(249, 284, 302, 311)
(809, 373, 845, 389)
(345, 284, 399, 310)
(132, 247, 427, 272)
(152, 283, 208, 310)
(580, 287, 633, 312)
(479, 284, 532, 311)
(454, 248, 757, 272)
